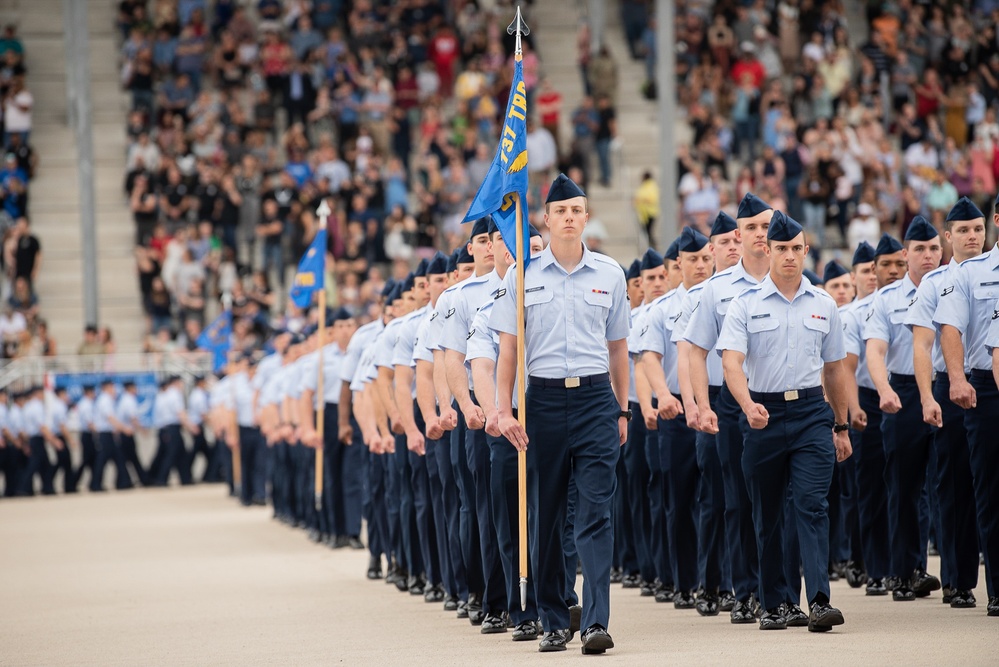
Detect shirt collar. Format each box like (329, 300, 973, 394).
(758, 273, 811, 303)
(535, 243, 595, 274)
(988, 243, 999, 270)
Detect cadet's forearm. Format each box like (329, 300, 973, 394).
(299, 391, 316, 432)
(470, 358, 497, 414)
(865, 339, 893, 395)
(940, 325, 967, 379)
(634, 362, 653, 413)
(394, 366, 418, 433)
(444, 350, 473, 411)
(677, 341, 696, 409)
(338, 381, 352, 428)
(497, 333, 517, 416)
(415, 361, 438, 426)
(609, 340, 630, 409)
(368, 385, 391, 437)
(375, 366, 399, 419)
(722, 351, 754, 414)
(432, 350, 454, 409)
(689, 345, 711, 407)
(642, 352, 670, 400)
(823, 361, 849, 423)
(843, 354, 861, 414)
(912, 327, 937, 405)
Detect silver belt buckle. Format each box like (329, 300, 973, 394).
(783, 390, 799, 401)
(565, 377, 581, 389)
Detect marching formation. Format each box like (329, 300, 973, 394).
(4, 173, 999, 656)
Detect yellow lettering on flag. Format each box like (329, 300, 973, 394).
(296, 274, 315, 288)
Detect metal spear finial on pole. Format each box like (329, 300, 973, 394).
(507, 5, 530, 59)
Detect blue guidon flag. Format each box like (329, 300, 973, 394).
(289, 229, 328, 309)
(197, 310, 231, 372)
(462, 59, 530, 265)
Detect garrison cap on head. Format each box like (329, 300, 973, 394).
(946, 196, 984, 223)
(82, 384, 96, 392)
(302, 323, 318, 336)
(469, 216, 491, 238)
(710, 211, 738, 237)
(852, 241, 876, 266)
(626, 259, 641, 280)
(387, 283, 404, 303)
(803, 268, 823, 286)
(529, 224, 542, 239)
(101, 378, 115, 387)
(766, 210, 803, 241)
(904, 215, 939, 242)
(193, 374, 205, 383)
(678, 226, 710, 253)
(380, 279, 396, 299)
(487, 217, 499, 235)
(414, 257, 429, 278)
(426, 251, 449, 275)
(639, 248, 664, 272)
(326, 307, 353, 326)
(546, 172, 586, 203)
(401, 272, 416, 293)
(737, 193, 772, 219)
(123, 380, 136, 389)
(446, 250, 459, 274)
(456, 245, 474, 265)
(823, 260, 849, 283)
(664, 238, 680, 261)
(874, 233, 904, 257)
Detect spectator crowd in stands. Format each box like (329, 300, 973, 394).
(115, 0, 618, 356)
(0, 24, 52, 360)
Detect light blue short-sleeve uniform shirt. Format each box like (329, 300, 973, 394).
(640, 285, 688, 395)
(985, 297, 999, 354)
(21, 398, 45, 437)
(862, 273, 919, 376)
(933, 243, 999, 371)
(341, 319, 384, 385)
(841, 295, 874, 389)
(466, 297, 521, 410)
(625, 304, 648, 402)
(116, 392, 140, 427)
(93, 393, 117, 432)
(412, 308, 438, 365)
(717, 275, 845, 393)
(904, 263, 959, 374)
(672, 282, 724, 386)
(188, 386, 209, 425)
(684, 259, 762, 355)
(490, 245, 630, 378)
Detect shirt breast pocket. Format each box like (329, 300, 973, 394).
(747, 316, 780, 357)
(802, 316, 830, 357)
(583, 290, 613, 334)
(974, 285, 999, 311)
(525, 288, 555, 333)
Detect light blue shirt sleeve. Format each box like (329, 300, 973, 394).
(933, 246, 999, 370)
(986, 298, 999, 353)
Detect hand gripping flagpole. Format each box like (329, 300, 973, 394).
(508, 4, 531, 614)
(314, 200, 332, 512)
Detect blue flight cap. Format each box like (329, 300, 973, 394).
(446, 250, 459, 274)
(639, 248, 664, 272)
(380, 279, 396, 299)
(469, 216, 491, 238)
(626, 259, 641, 280)
(413, 257, 429, 278)
(678, 226, 710, 253)
(874, 233, 904, 257)
(945, 196, 984, 223)
(487, 217, 499, 235)
(904, 215, 939, 242)
(456, 245, 474, 265)
(710, 211, 738, 237)
(426, 251, 449, 275)
(387, 283, 404, 303)
(301, 324, 318, 337)
(852, 241, 876, 266)
(803, 268, 823, 286)
(545, 172, 587, 203)
(823, 260, 849, 283)
(325, 307, 353, 326)
(82, 384, 96, 392)
(766, 210, 803, 241)
(288, 332, 306, 345)
(401, 272, 416, 293)
(529, 224, 542, 239)
(737, 192, 773, 219)
(664, 238, 680, 261)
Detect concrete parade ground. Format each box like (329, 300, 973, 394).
(0, 485, 996, 667)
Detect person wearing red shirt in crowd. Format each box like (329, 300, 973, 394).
(730, 42, 765, 91)
(430, 24, 459, 97)
(537, 78, 563, 156)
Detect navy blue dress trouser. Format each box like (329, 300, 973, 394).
(467, 393, 506, 615)
(451, 404, 484, 598)
(624, 401, 656, 583)
(965, 371, 999, 598)
(718, 385, 759, 602)
(854, 387, 890, 580)
(661, 395, 700, 594)
(696, 387, 730, 593)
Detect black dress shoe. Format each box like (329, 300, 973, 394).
(808, 602, 844, 632)
(892, 585, 916, 601)
(580, 625, 614, 654)
(719, 591, 736, 612)
(783, 603, 809, 627)
(911, 569, 941, 596)
(538, 629, 569, 653)
(512, 620, 541, 641)
(443, 596, 459, 611)
(307, 528, 321, 543)
(333, 534, 349, 548)
(348, 536, 365, 550)
(987, 597, 999, 616)
(610, 568, 623, 584)
(845, 562, 866, 588)
(942, 587, 955, 604)
(480, 613, 509, 634)
(674, 590, 696, 609)
(950, 590, 977, 608)
(640, 580, 655, 597)
(455, 600, 469, 619)
(366, 556, 382, 580)
(408, 576, 426, 596)
(621, 573, 641, 589)
(468, 595, 485, 625)
(730, 598, 756, 624)
(828, 567, 840, 582)
(759, 608, 786, 630)
(696, 592, 720, 617)
(654, 582, 676, 603)
(424, 584, 445, 603)
(394, 569, 410, 592)
(865, 578, 888, 596)
(569, 604, 582, 641)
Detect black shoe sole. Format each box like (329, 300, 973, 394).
(786, 617, 809, 627)
(512, 632, 539, 642)
(731, 614, 756, 624)
(808, 611, 845, 633)
(696, 605, 720, 617)
(581, 634, 614, 654)
(481, 626, 508, 634)
(538, 645, 567, 653)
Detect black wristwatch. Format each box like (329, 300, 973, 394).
(833, 423, 849, 433)
(619, 409, 633, 421)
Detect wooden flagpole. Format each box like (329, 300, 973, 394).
(222, 291, 241, 495)
(314, 201, 331, 511)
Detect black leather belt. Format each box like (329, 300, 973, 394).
(708, 385, 721, 398)
(889, 373, 917, 385)
(970, 369, 996, 383)
(749, 386, 824, 403)
(528, 373, 609, 389)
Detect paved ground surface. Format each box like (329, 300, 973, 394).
(0, 485, 996, 666)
